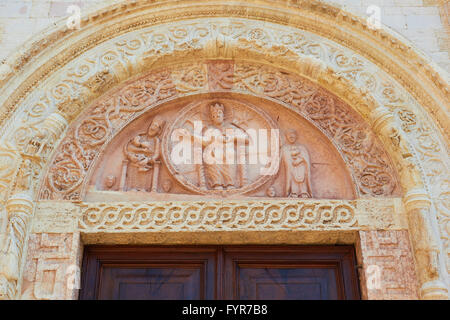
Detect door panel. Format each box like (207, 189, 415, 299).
(80, 245, 360, 300)
(235, 266, 338, 300)
(99, 265, 204, 299)
(80, 246, 217, 300)
(221, 246, 358, 300)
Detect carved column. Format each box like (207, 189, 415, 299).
(0, 193, 33, 299)
(371, 106, 448, 299)
(371, 107, 419, 187)
(404, 189, 448, 299)
(0, 112, 67, 299)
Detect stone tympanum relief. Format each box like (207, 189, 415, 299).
(86, 95, 356, 200)
(40, 61, 401, 201)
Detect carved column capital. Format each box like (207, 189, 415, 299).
(420, 279, 449, 300)
(5, 192, 33, 214)
(370, 106, 423, 191)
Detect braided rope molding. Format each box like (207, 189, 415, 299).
(76, 199, 405, 232)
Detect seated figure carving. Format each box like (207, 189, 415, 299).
(125, 115, 165, 171)
(123, 115, 165, 191)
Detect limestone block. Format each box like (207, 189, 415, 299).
(21, 232, 81, 300)
(393, 0, 424, 6)
(29, 1, 51, 18)
(402, 7, 440, 15)
(49, 1, 85, 18)
(32, 201, 79, 233)
(406, 14, 444, 28)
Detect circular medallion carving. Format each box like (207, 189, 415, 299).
(162, 98, 279, 196)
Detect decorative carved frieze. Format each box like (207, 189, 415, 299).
(75, 199, 407, 233)
(78, 200, 357, 232)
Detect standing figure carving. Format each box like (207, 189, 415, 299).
(281, 129, 312, 198)
(123, 115, 165, 192)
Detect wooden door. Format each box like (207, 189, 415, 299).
(222, 246, 359, 300)
(80, 245, 360, 300)
(80, 246, 217, 300)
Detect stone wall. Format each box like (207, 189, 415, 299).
(0, 0, 448, 71)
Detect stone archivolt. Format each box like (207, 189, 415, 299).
(0, 18, 445, 235)
(0, 2, 447, 135)
(0, 2, 447, 300)
(0, 19, 446, 215)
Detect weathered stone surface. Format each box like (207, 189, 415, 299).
(21, 232, 81, 300)
(76, 199, 406, 233)
(32, 199, 408, 234)
(358, 230, 419, 300)
(0, 1, 447, 300)
(32, 202, 80, 233)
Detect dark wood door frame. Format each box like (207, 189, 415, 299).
(80, 245, 360, 300)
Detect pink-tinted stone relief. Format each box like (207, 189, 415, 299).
(39, 61, 401, 201)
